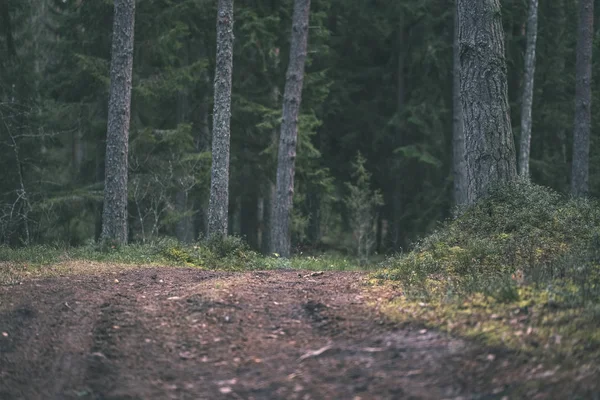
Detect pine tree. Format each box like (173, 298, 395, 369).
(458, 0, 517, 204)
(453, 1, 467, 207)
(101, 0, 136, 244)
(571, 0, 594, 197)
(207, 0, 235, 239)
(518, 0, 539, 178)
(271, 0, 311, 257)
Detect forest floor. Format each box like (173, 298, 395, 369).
(1, 265, 598, 400)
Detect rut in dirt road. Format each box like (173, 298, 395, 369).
(0, 268, 580, 399)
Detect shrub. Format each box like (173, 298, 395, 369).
(377, 180, 600, 301)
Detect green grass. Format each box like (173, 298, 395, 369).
(0, 236, 367, 285)
(372, 180, 600, 363)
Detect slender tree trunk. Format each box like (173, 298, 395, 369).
(101, 0, 135, 244)
(452, 1, 467, 207)
(261, 183, 274, 254)
(270, 0, 311, 258)
(207, 0, 234, 238)
(175, 75, 194, 243)
(391, 18, 406, 250)
(518, 0, 538, 178)
(571, 0, 594, 197)
(458, 0, 517, 205)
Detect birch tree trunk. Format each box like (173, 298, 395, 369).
(518, 0, 538, 178)
(458, 0, 517, 205)
(571, 0, 594, 197)
(452, 2, 467, 207)
(101, 0, 135, 244)
(207, 0, 234, 238)
(270, 0, 311, 258)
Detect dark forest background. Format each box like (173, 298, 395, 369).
(0, 0, 598, 253)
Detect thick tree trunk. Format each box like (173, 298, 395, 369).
(452, 2, 467, 207)
(458, 0, 517, 205)
(270, 0, 311, 258)
(101, 0, 135, 244)
(518, 0, 538, 178)
(207, 0, 234, 238)
(571, 0, 594, 197)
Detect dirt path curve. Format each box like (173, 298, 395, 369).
(0, 268, 591, 399)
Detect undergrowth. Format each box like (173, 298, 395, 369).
(373, 180, 600, 363)
(0, 236, 363, 284)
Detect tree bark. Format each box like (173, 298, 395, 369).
(207, 0, 235, 238)
(518, 0, 538, 179)
(458, 0, 517, 205)
(452, 1, 467, 207)
(571, 0, 594, 197)
(270, 0, 311, 258)
(101, 0, 135, 244)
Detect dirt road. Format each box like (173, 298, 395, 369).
(0, 268, 597, 399)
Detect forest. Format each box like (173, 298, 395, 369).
(1, 0, 600, 398)
(0, 0, 596, 256)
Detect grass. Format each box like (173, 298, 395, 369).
(371, 180, 600, 364)
(0, 236, 366, 285)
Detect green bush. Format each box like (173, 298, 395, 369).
(377, 180, 600, 301)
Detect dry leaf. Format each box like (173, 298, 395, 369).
(299, 344, 333, 361)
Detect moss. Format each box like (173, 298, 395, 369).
(372, 181, 600, 364)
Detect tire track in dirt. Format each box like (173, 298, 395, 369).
(1, 268, 598, 399)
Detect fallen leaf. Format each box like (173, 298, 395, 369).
(219, 387, 232, 394)
(298, 344, 333, 361)
(2, 332, 8, 337)
(179, 351, 194, 360)
(114, 279, 119, 283)
(216, 379, 237, 386)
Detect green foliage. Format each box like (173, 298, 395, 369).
(373, 181, 600, 362)
(378, 181, 600, 290)
(344, 152, 384, 263)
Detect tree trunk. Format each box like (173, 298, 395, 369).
(270, 0, 311, 258)
(458, 0, 517, 205)
(101, 0, 135, 244)
(571, 0, 594, 197)
(391, 18, 406, 250)
(518, 0, 538, 178)
(452, 1, 467, 207)
(207, 0, 235, 238)
(175, 70, 194, 243)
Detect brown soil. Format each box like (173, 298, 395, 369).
(0, 268, 598, 399)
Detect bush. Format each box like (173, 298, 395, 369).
(377, 180, 600, 301)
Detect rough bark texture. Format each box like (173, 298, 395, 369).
(271, 0, 311, 257)
(518, 0, 538, 178)
(207, 0, 234, 238)
(458, 0, 517, 205)
(452, 2, 467, 207)
(571, 0, 594, 197)
(101, 0, 135, 244)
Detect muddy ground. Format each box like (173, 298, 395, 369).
(0, 268, 598, 399)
